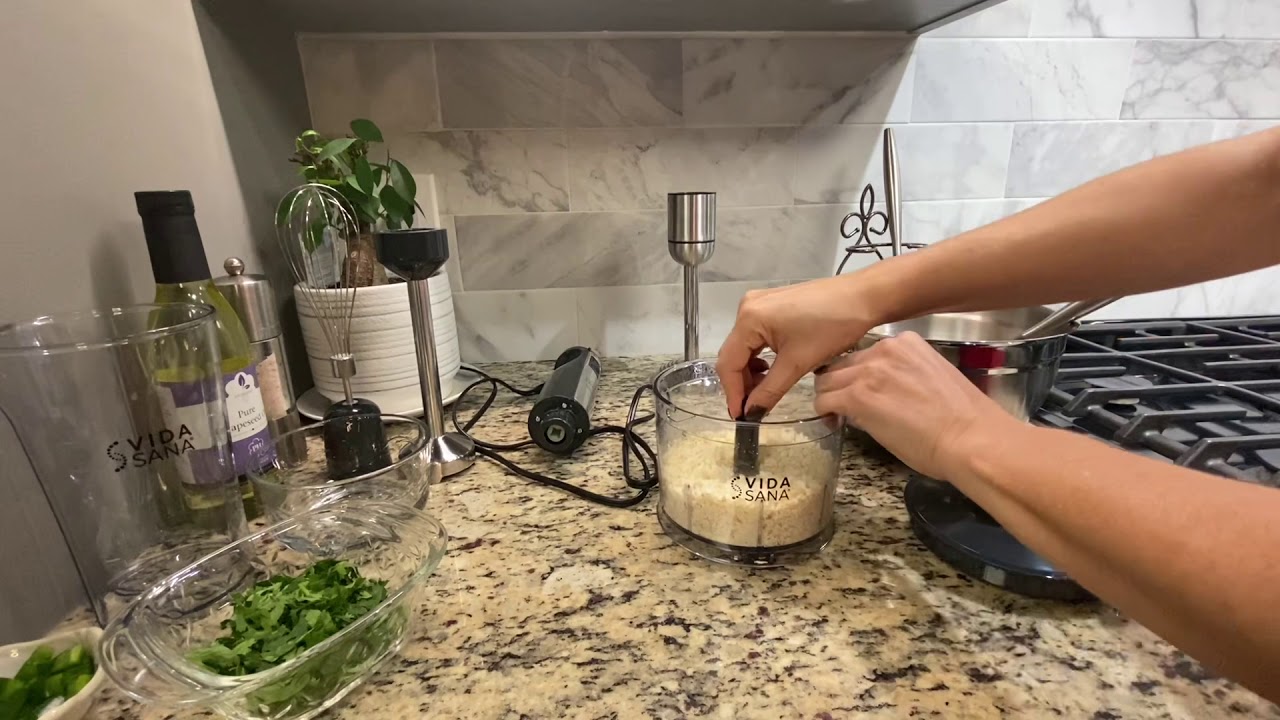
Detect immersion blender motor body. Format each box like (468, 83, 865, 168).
(667, 192, 716, 362)
(529, 347, 601, 455)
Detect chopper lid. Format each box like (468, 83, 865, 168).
(213, 256, 280, 342)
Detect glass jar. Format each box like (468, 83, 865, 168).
(651, 359, 842, 567)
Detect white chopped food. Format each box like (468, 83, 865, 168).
(659, 425, 837, 548)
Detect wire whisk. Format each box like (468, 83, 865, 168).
(275, 184, 361, 403)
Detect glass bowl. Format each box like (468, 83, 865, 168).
(98, 499, 448, 720)
(652, 358, 843, 567)
(249, 414, 436, 525)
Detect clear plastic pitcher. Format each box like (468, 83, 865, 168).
(0, 303, 248, 625)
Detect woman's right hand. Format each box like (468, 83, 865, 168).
(716, 276, 878, 418)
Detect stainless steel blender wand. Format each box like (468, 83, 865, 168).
(375, 228, 476, 477)
(666, 192, 758, 470)
(666, 192, 716, 361)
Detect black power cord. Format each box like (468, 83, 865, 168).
(449, 365, 660, 508)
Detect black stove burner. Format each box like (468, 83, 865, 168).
(907, 314, 1280, 601)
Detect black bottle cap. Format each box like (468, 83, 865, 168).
(135, 190, 195, 217)
(135, 190, 211, 285)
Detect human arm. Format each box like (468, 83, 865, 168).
(814, 333, 1280, 703)
(718, 127, 1280, 416)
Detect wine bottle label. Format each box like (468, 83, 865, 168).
(256, 353, 290, 420)
(155, 381, 228, 486)
(223, 367, 276, 475)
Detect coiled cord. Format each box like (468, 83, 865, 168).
(449, 366, 660, 508)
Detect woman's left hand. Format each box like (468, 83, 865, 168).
(814, 331, 1020, 480)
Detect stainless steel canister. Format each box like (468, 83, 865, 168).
(859, 306, 1072, 421)
(214, 258, 305, 456)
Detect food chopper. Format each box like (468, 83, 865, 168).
(644, 359, 843, 567)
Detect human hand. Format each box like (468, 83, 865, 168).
(716, 277, 876, 418)
(814, 331, 1020, 480)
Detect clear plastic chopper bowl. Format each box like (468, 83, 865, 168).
(652, 358, 843, 567)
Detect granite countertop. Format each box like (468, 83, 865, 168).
(94, 356, 1279, 719)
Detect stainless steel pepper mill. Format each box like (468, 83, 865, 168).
(667, 192, 716, 361)
(374, 228, 475, 477)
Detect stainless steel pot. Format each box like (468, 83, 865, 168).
(858, 307, 1072, 421)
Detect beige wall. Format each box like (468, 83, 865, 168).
(0, 0, 264, 320)
(0, 0, 268, 640)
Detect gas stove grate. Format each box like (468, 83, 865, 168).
(1036, 316, 1280, 486)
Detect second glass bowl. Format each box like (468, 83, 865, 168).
(249, 413, 437, 524)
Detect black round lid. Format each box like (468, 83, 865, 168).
(135, 190, 194, 216)
(904, 474, 1093, 602)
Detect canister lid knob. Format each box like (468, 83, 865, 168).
(224, 256, 246, 276)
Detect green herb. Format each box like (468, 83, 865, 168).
(188, 560, 389, 676)
(287, 119, 418, 232)
(0, 644, 96, 720)
(186, 559, 406, 717)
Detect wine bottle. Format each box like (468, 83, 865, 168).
(135, 190, 273, 520)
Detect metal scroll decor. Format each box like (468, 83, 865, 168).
(834, 184, 924, 274)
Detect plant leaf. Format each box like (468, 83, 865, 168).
(349, 118, 384, 143)
(316, 138, 356, 163)
(388, 160, 416, 205)
(354, 156, 375, 194)
(380, 184, 411, 218)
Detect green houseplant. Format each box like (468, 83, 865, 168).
(289, 118, 417, 287)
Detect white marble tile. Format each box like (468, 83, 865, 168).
(683, 38, 915, 126)
(453, 289, 579, 362)
(1211, 120, 1280, 141)
(901, 199, 1045, 246)
(435, 40, 571, 128)
(575, 285, 682, 357)
(566, 128, 793, 211)
(392, 130, 568, 215)
(927, 0, 1034, 37)
(1194, 0, 1280, 39)
(792, 124, 1013, 204)
(575, 281, 785, 358)
(1030, 0, 1197, 38)
(564, 40, 682, 127)
(455, 211, 674, 291)
(790, 125, 882, 205)
(298, 36, 440, 135)
(1090, 266, 1280, 320)
(1123, 41, 1280, 119)
(912, 40, 1135, 122)
(434, 214, 465, 292)
(1005, 121, 1215, 197)
(702, 206, 847, 283)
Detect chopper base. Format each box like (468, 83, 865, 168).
(904, 474, 1093, 602)
(658, 505, 834, 567)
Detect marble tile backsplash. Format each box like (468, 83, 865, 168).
(298, 0, 1280, 360)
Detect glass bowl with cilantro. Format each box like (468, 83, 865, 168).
(249, 413, 435, 526)
(99, 499, 447, 720)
